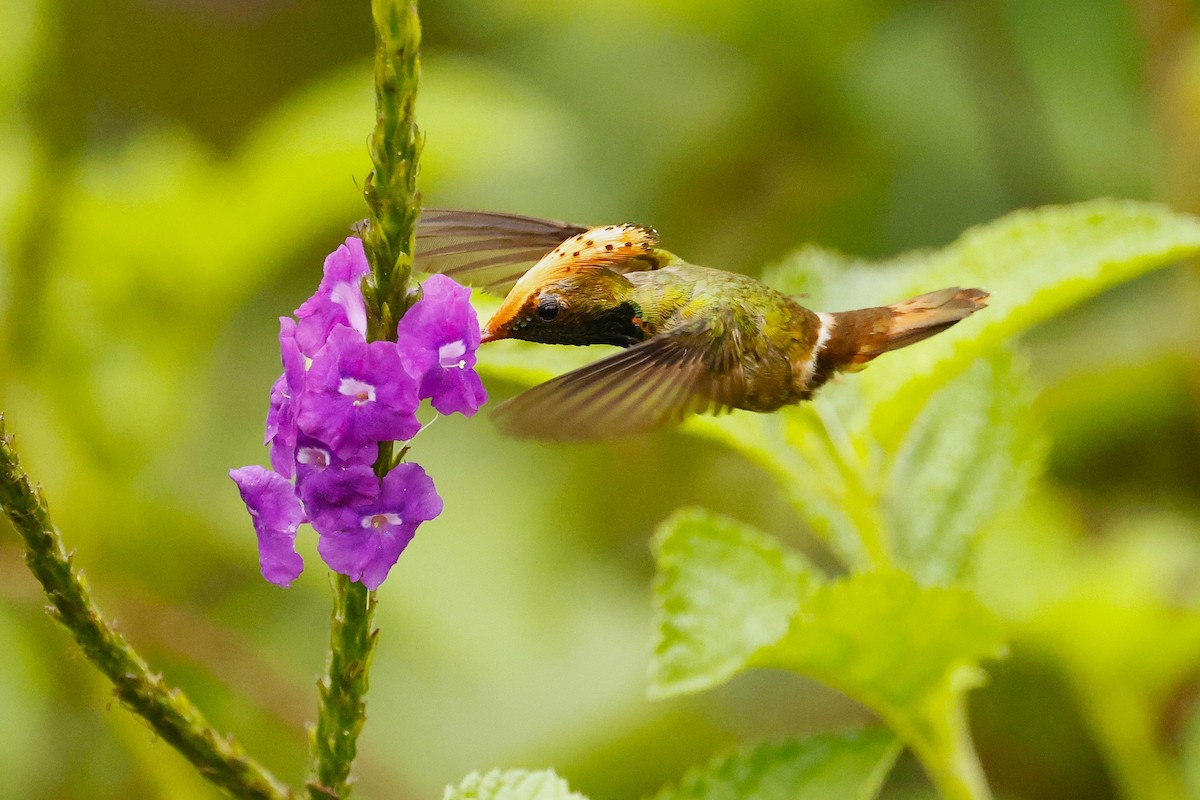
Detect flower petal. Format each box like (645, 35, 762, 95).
(295, 237, 370, 355)
(311, 463, 440, 589)
(301, 463, 379, 536)
(229, 466, 305, 587)
(379, 463, 444, 523)
(317, 527, 413, 590)
(396, 274, 487, 416)
(297, 325, 421, 457)
(266, 317, 308, 477)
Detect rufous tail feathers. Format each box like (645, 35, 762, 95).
(809, 287, 988, 390)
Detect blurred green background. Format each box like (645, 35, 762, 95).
(2, 0, 1200, 798)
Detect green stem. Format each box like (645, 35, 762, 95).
(306, 577, 378, 799)
(362, 0, 424, 341)
(900, 695, 993, 800)
(793, 661, 992, 800)
(0, 417, 294, 800)
(812, 403, 894, 570)
(305, 2, 422, 795)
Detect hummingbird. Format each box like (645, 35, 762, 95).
(414, 209, 988, 440)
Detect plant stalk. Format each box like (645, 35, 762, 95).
(362, 0, 424, 342)
(306, 1, 423, 796)
(0, 417, 294, 800)
(306, 576, 378, 799)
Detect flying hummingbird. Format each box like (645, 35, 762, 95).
(414, 209, 988, 440)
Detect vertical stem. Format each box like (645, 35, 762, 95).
(362, 0, 424, 342)
(307, 2, 422, 796)
(902, 696, 994, 800)
(307, 577, 378, 799)
(812, 402, 895, 570)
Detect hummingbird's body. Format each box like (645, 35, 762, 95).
(414, 210, 988, 439)
(624, 262, 824, 412)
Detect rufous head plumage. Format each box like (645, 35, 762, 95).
(481, 223, 658, 343)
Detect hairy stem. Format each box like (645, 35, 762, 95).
(0, 417, 294, 800)
(307, 576, 378, 799)
(362, 0, 424, 342)
(306, 1, 423, 796)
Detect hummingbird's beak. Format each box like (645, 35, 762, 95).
(479, 323, 506, 344)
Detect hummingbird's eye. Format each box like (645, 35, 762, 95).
(536, 296, 560, 322)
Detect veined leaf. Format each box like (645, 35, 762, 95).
(483, 201, 1200, 406)
(477, 201, 1193, 582)
(481, 200, 1200, 415)
(651, 511, 1005, 800)
(652, 731, 901, 800)
(882, 349, 1044, 583)
(444, 770, 586, 800)
(758, 571, 1004, 789)
(764, 200, 1200, 445)
(690, 347, 1042, 581)
(649, 508, 820, 698)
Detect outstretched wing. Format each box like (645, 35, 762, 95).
(492, 317, 751, 441)
(415, 209, 588, 295)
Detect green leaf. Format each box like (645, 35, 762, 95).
(882, 349, 1044, 583)
(765, 200, 1200, 444)
(689, 347, 1042, 581)
(444, 770, 587, 800)
(479, 201, 1196, 582)
(653, 730, 902, 800)
(650, 513, 1005, 800)
(649, 508, 820, 699)
(743, 201, 1199, 575)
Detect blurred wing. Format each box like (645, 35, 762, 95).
(415, 209, 589, 295)
(492, 318, 748, 440)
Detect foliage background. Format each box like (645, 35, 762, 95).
(2, 0, 1200, 798)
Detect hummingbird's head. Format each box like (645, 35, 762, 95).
(481, 224, 657, 348)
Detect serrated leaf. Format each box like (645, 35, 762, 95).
(482, 200, 1200, 434)
(480, 202, 1193, 583)
(759, 572, 1004, 754)
(649, 508, 820, 698)
(882, 348, 1044, 583)
(653, 730, 901, 800)
(444, 769, 587, 800)
(690, 348, 1042, 581)
(650, 515, 1004, 799)
(721, 201, 1200, 576)
(764, 572, 1004, 798)
(763, 201, 1200, 444)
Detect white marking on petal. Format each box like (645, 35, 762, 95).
(363, 513, 403, 529)
(438, 340, 467, 370)
(296, 446, 332, 468)
(331, 282, 367, 335)
(339, 377, 376, 405)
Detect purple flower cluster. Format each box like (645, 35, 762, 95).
(231, 237, 486, 589)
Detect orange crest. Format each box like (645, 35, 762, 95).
(489, 223, 659, 330)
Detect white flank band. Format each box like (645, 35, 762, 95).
(795, 311, 837, 388)
(814, 312, 836, 356)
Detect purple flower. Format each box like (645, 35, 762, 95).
(234, 238, 475, 591)
(396, 274, 487, 416)
(229, 466, 305, 587)
(314, 463, 443, 590)
(294, 237, 370, 357)
(296, 325, 421, 458)
(292, 434, 377, 519)
(265, 317, 307, 478)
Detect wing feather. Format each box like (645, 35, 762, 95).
(492, 316, 750, 440)
(415, 209, 588, 295)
